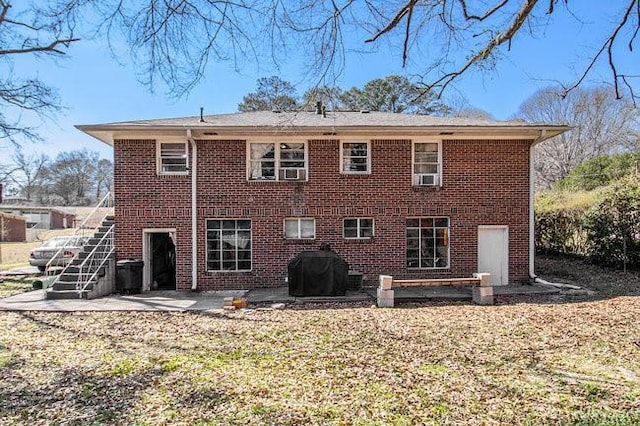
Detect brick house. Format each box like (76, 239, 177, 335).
(78, 110, 567, 292)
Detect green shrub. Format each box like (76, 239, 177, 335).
(535, 208, 588, 255)
(555, 152, 640, 191)
(583, 175, 640, 269)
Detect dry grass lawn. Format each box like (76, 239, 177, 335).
(0, 278, 36, 298)
(0, 256, 639, 425)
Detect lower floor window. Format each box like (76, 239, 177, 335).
(406, 217, 449, 269)
(344, 218, 374, 239)
(206, 219, 252, 271)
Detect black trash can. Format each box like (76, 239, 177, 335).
(117, 259, 144, 294)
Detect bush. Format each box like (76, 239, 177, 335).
(583, 175, 640, 269)
(555, 152, 640, 191)
(535, 208, 588, 255)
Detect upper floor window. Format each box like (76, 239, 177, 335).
(341, 141, 370, 174)
(406, 217, 449, 269)
(413, 142, 441, 186)
(248, 142, 307, 181)
(157, 142, 188, 175)
(343, 218, 374, 239)
(284, 218, 315, 239)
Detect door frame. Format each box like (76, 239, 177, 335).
(478, 225, 509, 286)
(142, 228, 177, 292)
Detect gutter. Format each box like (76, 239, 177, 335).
(188, 129, 198, 290)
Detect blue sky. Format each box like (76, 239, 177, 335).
(4, 2, 637, 161)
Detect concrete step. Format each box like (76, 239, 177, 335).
(57, 272, 89, 283)
(63, 263, 107, 274)
(46, 289, 90, 300)
(52, 280, 94, 291)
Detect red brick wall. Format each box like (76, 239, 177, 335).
(64, 214, 76, 228)
(114, 140, 193, 288)
(0, 213, 26, 242)
(49, 210, 65, 229)
(114, 137, 532, 291)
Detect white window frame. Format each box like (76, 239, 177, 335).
(205, 219, 252, 272)
(412, 140, 442, 186)
(340, 141, 371, 174)
(157, 141, 189, 175)
(284, 218, 316, 239)
(343, 218, 375, 239)
(247, 141, 308, 181)
(406, 217, 450, 270)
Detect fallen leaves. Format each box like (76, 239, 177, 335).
(0, 256, 639, 425)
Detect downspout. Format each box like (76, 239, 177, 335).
(529, 130, 545, 281)
(188, 130, 198, 290)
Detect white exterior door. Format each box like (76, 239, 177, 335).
(478, 226, 509, 286)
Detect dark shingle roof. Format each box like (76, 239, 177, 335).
(77, 110, 570, 145)
(92, 110, 537, 128)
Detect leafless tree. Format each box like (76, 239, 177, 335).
(445, 95, 494, 120)
(0, 1, 79, 145)
(517, 86, 640, 189)
(43, 149, 98, 206)
(95, 158, 113, 199)
(2, 148, 50, 201)
(65, 1, 638, 103)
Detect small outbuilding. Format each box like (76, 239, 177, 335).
(0, 212, 27, 242)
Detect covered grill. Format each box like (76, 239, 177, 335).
(287, 250, 349, 297)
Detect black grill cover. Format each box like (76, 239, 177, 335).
(288, 250, 349, 297)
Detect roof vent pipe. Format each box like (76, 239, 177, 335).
(315, 101, 322, 114)
(199, 107, 205, 123)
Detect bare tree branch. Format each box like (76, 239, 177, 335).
(419, 0, 540, 98)
(365, 0, 417, 44)
(0, 37, 79, 55)
(0, 0, 79, 145)
(561, 0, 639, 104)
(457, 0, 510, 22)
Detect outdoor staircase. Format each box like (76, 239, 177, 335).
(46, 215, 116, 299)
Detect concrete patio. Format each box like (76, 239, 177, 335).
(0, 284, 560, 312)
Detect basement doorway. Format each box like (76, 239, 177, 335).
(142, 229, 177, 292)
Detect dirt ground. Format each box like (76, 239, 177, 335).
(535, 254, 640, 300)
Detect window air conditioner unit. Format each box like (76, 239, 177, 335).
(416, 173, 439, 186)
(282, 168, 306, 181)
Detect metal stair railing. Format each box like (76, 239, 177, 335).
(46, 192, 114, 278)
(75, 224, 115, 295)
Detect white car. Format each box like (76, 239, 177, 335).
(29, 236, 86, 272)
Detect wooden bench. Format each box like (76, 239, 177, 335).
(377, 273, 493, 307)
(390, 277, 483, 287)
